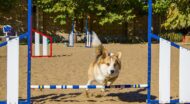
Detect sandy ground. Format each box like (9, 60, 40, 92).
(1, 43, 189, 104)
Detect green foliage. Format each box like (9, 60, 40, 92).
(153, 0, 171, 15)
(50, 34, 65, 43)
(99, 13, 123, 25)
(162, 0, 190, 30)
(95, 0, 139, 25)
(34, 0, 190, 31)
(34, 0, 148, 26)
(0, 0, 19, 12)
(159, 32, 183, 42)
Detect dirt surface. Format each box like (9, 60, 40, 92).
(1, 43, 189, 104)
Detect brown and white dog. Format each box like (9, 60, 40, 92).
(86, 45, 122, 93)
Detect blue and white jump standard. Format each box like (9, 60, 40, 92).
(85, 17, 92, 48)
(147, 0, 190, 103)
(0, 0, 147, 103)
(68, 18, 92, 48)
(0, 0, 32, 103)
(1, 0, 190, 104)
(68, 21, 75, 47)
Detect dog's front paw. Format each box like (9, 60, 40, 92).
(101, 88, 110, 92)
(101, 88, 105, 92)
(95, 94, 104, 98)
(85, 90, 90, 98)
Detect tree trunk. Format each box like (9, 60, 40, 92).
(74, 19, 77, 43)
(36, 6, 39, 30)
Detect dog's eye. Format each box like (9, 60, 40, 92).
(106, 63, 110, 66)
(114, 63, 117, 67)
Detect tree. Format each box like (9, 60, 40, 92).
(34, 0, 147, 26)
(153, 0, 171, 15)
(0, 0, 19, 12)
(34, 0, 75, 25)
(162, 0, 190, 31)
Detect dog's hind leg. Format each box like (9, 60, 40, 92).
(86, 80, 93, 89)
(85, 79, 93, 97)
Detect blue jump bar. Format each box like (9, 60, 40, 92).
(0, 33, 28, 47)
(0, 101, 28, 104)
(31, 84, 148, 89)
(147, 99, 180, 104)
(151, 34, 180, 49)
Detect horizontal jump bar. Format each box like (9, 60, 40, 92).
(151, 33, 180, 49)
(147, 99, 180, 103)
(0, 33, 28, 47)
(0, 36, 17, 38)
(0, 101, 28, 104)
(31, 84, 148, 89)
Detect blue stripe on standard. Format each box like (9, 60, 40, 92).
(124, 85, 130, 88)
(73, 85, 79, 89)
(39, 85, 44, 89)
(62, 85, 66, 89)
(115, 85, 120, 88)
(88, 85, 96, 89)
(134, 84, 138, 88)
(50, 85, 56, 89)
(105, 86, 110, 88)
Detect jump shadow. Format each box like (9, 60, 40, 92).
(107, 88, 156, 103)
(31, 94, 56, 103)
(0, 56, 6, 58)
(52, 54, 72, 57)
(31, 88, 157, 103)
(31, 92, 81, 103)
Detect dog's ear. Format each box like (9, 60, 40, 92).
(96, 45, 108, 58)
(96, 45, 103, 56)
(116, 52, 122, 59)
(102, 47, 108, 59)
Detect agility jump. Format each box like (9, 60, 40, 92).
(146, 0, 190, 103)
(0, 25, 17, 41)
(31, 29, 53, 57)
(0, 37, 148, 104)
(68, 21, 75, 47)
(68, 18, 93, 48)
(0, 0, 190, 104)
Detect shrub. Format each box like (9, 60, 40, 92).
(159, 32, 183, 42)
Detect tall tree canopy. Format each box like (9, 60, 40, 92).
(0, 0, 19, 12)
(34, 0, 148, 25)
(162, 0, 190, 30)
(1, 0, 189, 32)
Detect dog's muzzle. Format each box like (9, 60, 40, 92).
(111, 70, 115, 74)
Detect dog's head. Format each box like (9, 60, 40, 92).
(95, 45, 122, 78)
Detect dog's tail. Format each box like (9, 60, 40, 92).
(95, 45, 107, 59)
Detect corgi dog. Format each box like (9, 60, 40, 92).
(86, 45, 122, 93)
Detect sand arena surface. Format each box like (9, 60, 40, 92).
(1, 43, 189, 104)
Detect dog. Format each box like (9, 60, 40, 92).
(86, 45, 122, 95)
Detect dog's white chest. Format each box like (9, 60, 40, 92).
(95, 75, 105, 84)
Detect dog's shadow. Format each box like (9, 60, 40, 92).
(30, 88, 156, 103)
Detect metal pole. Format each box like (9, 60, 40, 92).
(27, 0, 32, 103)
(6, 32, 9, 41)
(147, 0, 153, 103)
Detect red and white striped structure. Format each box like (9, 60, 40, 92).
(31, 29, 53, 57)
